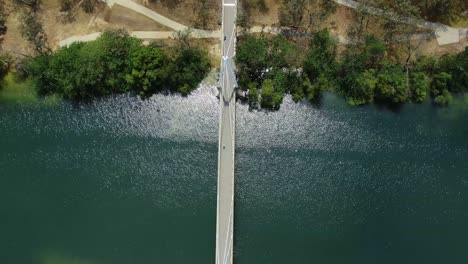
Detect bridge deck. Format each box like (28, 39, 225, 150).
(216, 0, 237, 264)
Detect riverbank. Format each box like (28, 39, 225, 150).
(0, 73, 60, 105)
(235, 31, 468, 110)
(1, 29, 466, 111)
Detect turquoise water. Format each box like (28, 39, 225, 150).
(1, 86, 467, 264)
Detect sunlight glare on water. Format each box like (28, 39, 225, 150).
(0, 84, 467, 264)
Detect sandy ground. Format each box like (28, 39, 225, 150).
(103, 4, 171, 31)
(419, 38, 468, 56)
(145, 0, 221, 30)
(2, 11, 32, 56)
(0, 0, 466, 60)
(2, 0, 108, 53)
(244, 0, 280, 26)
(1, 0, 191, 55)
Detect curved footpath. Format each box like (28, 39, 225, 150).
(333, 0, 462, 45)
(59, 0, 467, 47)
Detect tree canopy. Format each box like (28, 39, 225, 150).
(29, 30, 210, 100)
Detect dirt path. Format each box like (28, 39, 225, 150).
(59, 0, 467, 47)
(60, 0, 221, 46)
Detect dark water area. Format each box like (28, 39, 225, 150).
(1, 86, 467, 264)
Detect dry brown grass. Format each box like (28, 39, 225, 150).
(2, 10, 32, 56)
(103, 4, 171, 31)
(242, 0, 280, 26)
(146, 0, 221, 30)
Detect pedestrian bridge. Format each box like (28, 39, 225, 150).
(215, 0, 238, 264)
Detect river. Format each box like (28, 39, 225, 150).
(1, 85, 467, 264)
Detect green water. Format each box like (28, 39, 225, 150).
(1, 87, 467, 264)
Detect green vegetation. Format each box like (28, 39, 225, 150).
(28, 30, 210, 100)
(0, 73, 60, 105)
(236, 30, 468, 110)
(0, 73, 36, 103)
(236, 30, 337, 110)
(235, 0, 467, 111)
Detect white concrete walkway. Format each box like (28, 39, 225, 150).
(102, 0, 186, 30)
(332, 0, 462, 45)
(59, 30, 221, 47)
(60, 0, 221, 47)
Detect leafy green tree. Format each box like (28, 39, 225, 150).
(127, 46, 170, 96)
(29, 30, 210, 100)
(0, 1, 6, 35)
(236, 34, 302, 104)
(436, 48, 468, 93)
(414, 55, 437, 76)
(268, 35, 293, 69)
(431, 72, 452, 97)
(307, 74, 328, 102)
(409, 72, 428, 102)
(247, 83, 259, 109)
(434, 89, 452, 105)
(375, 64, 409, 103)
(168, 46, 210, 95)
(347, 69, 378, 105)
(359, 35, 386, 69)
(260, 79, 283, 110)
(303, 29, 336, 82)
(337, 36, 384, 105)
(235, 35, 269, 86)
(302, 76, 316, 102)
(291, 83, 305, 102)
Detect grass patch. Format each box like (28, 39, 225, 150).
(0, 73, 60, 106)
(452, 17, 468, 27)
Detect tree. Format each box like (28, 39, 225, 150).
(377, 0, 427, 77)
(29, 30, 210, 99)
(409, 72, 428, 102)
(168, 45, 211, 95)
(436, 48, 468, 93)
(235, 35, 269, 86)
(20, 11, 51, 55)
(247, 83, 259, 109)
(347, 69, 378, 105)
(431, 72, 452, 97)
(260, 79, 283, 110)
(279, 0, 306, 29)
(414, 0, 464, 24)
(375, 64, 409, 103)
(127, 46, 170, 96)
(279, 0, 337, 32)
(307, 74, 328, 102)
(303, 29, 337, 82)
(360, 35, 386, 69)
(173, 28, 193, 49)
(291, 81, 305, 102)
(15, 0, 40, 11)
(434, 89, 452, 105)
(193, 0, 215, 30)
(0, 1, 6, 34)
